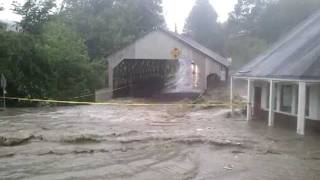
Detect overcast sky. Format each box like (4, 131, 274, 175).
(0, 0, 237, 32)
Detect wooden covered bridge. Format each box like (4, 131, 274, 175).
(95, 29, 230, 100)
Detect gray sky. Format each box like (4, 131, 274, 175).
(0, 0, 237, 32)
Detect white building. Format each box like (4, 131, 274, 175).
(231, 11, 320, 135)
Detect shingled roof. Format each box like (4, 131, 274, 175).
(234, 10, 320, 80)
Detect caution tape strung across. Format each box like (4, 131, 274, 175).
(70, 85, 135, 99)
(1, 96, 246, 107)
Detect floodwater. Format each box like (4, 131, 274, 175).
(0, 105, 320, 180)
(163, 59, 201, 94)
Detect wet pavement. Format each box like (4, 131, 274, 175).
(0, 105, 320, 180)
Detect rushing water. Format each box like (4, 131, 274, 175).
(163, 59, 200, 94)
(0, 105, 320, 180)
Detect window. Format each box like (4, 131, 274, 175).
(294, 85, 298, 115)
(306, 86, 310, 117)
(266, 83, 278, 110)
(274, 84, 278, 110)
(280, 85, 293, 113)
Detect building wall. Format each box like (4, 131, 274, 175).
(205, 57, 227, 81)
(135, 31, 183, 60)
(255, 81, 320, 121)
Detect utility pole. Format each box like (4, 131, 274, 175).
(1, 73, 7, 109)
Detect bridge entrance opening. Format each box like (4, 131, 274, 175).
(112, 59, 178, 98)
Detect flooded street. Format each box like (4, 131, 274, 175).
(1, 105, 320, 180)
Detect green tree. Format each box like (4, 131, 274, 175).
(227, 0, 320, 70)
(229, 0, 320, 43)
(1, 0, 166, 105)
(183, 0, 225, 55)
(0, 6, 6, 30)
(228, 0, 269, 36)
(0, 30, 50, 100)
(37, 19, 103, 99)
(63, 0, 164, 59)
(13, 0, 56, 34)
(257, 0, 320, 43)
(227, 36, 267, 70)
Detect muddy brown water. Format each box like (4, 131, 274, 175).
(0, 105, 320, 180)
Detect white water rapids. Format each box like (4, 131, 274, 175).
(163, 59, 200, 94)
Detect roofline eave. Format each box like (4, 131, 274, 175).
(232, 75, 320, 83)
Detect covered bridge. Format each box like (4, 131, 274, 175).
(96, 29, 230, 100)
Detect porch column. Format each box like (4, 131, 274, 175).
(268, 80, 275, 126)
(297, 82, 306, 135)
(247, 79, 253, 121)
(230, 76, 234, 115)
(276, 84, 281, 112)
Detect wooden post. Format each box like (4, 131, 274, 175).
(2, 88, 5, 109)
(230, 76, 234, 115)
(297, 81, 306, 135)
(276, 83, 281, 112)
(268, 80, 275, 127)
(247, 79, 253, 121)
(1, 74, 6, 109)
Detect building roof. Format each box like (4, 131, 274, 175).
(234, 10, 320, 80)
(159, 29, 230, 67)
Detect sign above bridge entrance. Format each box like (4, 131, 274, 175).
(171, 48, 181, 59)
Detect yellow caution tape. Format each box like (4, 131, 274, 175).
(1, 96, 246, 107)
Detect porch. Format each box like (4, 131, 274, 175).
(230, 77, 320, 135)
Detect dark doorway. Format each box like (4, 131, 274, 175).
(112, 59, 178, 98)
(207, 74, 221, 89)
(254, 87, 263, 118)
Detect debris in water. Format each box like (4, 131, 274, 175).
(0, 135, 35, 146)
(263, 149, 282, 155)
(231, 150, 245, 154)
(223, 164, 234, 170)
(60, 135, 101, 144)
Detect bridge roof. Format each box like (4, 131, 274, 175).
(107, 29, 230, 67)
(160, 29, 230, 67)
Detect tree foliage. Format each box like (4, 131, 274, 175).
(227, 0, 320, 70)
(63, 0, 164, 59)
(0, 30, 47, 99)
(13, 0, 56, 34)
(227, 36, 267, 70)
(228, 0, 269, 36)
(37, 20, 102, 99)
(0, 5, 6, 29)
(183, 0, 225, 56)
(257, 0, 320, 42)
(1, 0, 164, 106)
